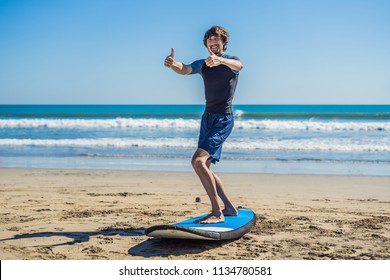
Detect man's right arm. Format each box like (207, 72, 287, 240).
(169, 61, 192, 75)
(164, 48, 192, 75)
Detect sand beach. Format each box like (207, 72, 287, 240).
(0, 168, 389, 260)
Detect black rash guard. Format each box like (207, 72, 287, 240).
(190, 53, 240, 114)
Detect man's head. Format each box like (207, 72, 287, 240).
(203, 26, 229, 55)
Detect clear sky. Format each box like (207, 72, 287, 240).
(0, 0, 389, 104)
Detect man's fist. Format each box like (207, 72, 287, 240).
(205, 46, 221, 67)
(164, 48, 175, 68)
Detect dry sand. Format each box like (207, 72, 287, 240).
(0, 168, 389, 260)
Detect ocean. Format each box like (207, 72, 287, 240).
(0, 104, 389, 176)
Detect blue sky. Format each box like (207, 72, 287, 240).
(0, 0, 389, 104)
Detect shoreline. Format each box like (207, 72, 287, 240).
(1, 165, 390, 177)
(2, 155, 390, 176)
(1, 168, 389, 260)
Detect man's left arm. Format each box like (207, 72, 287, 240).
(206, 54, 243, 71)
(219, 57, 243, 72)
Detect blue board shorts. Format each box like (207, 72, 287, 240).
(198, 112, 234, 164)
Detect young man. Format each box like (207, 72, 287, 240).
(164, 26, 243, 224)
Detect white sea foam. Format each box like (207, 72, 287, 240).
(235, 119, 390, 131)
(1, 118, 390, 131)
(226, 138, 390, 152)
(233, 109, 245, 118)
(0, 118, 199, 129)
(0, 138, 196, 149)
(0, 138, 195, 148)
(1, 137, 389, 152)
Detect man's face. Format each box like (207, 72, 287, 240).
(207, 35, 223, 55)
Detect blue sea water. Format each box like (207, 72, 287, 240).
(0, 104, 389, 175)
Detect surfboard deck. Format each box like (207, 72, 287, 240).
(145, 208, 256, 240)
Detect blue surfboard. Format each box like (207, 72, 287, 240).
(145, 208, 256, 240)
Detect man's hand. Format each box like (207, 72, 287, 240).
(164, 48, 175, 68)
(163, 48, 192, 75)
(205, 46, 222, 68)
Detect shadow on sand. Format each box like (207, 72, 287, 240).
(0, 227, 146, 247)
(128, 238, 232, 258)
(1, 228, 229, 258)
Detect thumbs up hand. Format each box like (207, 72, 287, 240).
(205, 46, 222, 68)
(164, 48, 175, 68)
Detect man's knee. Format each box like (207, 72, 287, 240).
(191, 156, 203, 170)
(192, 157, 213, 174)
(191, 149, 210, 170)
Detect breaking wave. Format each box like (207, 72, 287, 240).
(1, 137, 389, 152)
(1, 118, 390, 131)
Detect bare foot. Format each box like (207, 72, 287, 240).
(222, 207, 238, 216)
(198, 214, 224, 224)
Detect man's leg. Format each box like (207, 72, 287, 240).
(208, 165, 238, 216)
(191, 148, 224, 224)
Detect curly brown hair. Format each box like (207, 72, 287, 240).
(203, 26, 229, 52)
